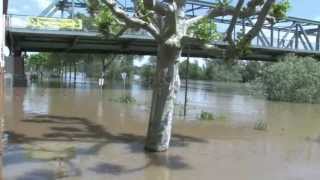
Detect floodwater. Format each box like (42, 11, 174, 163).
(2, 80, 320, 180)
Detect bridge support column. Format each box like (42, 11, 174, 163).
(12, 50, 27, 87)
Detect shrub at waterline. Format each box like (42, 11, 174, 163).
(198, 111, 226, 121)
(254, 119, 268, 131)
(199, 111, 214, 121)
(259, 55, 320, 103)
(109, 94, 136, 104)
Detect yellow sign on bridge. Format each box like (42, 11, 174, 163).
(27, 17, 83, 30)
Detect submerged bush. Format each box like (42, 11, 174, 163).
(254, 119, 268, 131)
(110, 94, 136, 104)
(199, 111, 214, 121)
(259, 55, 320, 103)
(198, 111, 226, 121)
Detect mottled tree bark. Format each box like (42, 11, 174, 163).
(73, 62, 77, 82)
(0, 65, 3, 180)
(69, 64, 72, 82)
(145, 44, 181, 152)
(0, 6, 5, 177)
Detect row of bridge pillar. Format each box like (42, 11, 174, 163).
(11, 49, 27, 87)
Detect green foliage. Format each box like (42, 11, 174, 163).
(214, 0, 232, 9)
(140, 64, 156, 84)
(27, 52, 136, 81)
(110, 94, 136, 104)
(135, 0, 152, 22)
(87, 0, 124, 37)
(199, 111, 214, 121)
(87, 0, 100, 16)
(188, 18, 221, 41)
(141, 59, 244, 82)
(24, 143, 76, 161)
(27, 53, 48, 71)
(259, 55, 320, 103)
(82, 54, 133, 80)
(205, 60, 243, 82)
(83, 54, 115, 78)
(45, 53, 64, 70)
(254, 119, 268, 131)
(236, 39, 252, 56)
(27, 52, 91, 79)
(223, 0, 290, 61)
(179, 60, 205, 80)
(198, 111, 226, 121)
(95, 8, 123, 37)
(241, 61, 264, 82)
(270, 0, 291, 21)
(75, 13, 97, 31)
(120, 56, 135, 79)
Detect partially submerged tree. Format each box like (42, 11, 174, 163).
(88, 0, 289, 152)
(27, 53, 48, 74)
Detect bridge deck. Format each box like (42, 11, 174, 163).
(6, 28, 320, 61)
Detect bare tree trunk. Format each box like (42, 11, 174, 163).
(0, 9, 5, 176)
(101, 58, 105, 81)
(102, 58, 105, 73)
(0, 66, 4, 179)
(64, 65, 67, 81)
(145, 44, 181, 152)
(69, 64, 72, 82)
(73, 62, 77, 82)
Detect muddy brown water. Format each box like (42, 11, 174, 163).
(2, 80, 320, 180)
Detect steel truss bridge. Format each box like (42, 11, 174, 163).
(5, 0, 320, 61)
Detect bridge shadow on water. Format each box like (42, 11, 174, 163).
(5, 115, 208, 179)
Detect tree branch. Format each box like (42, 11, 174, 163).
(241, 0, 265, 18)
(101, 0, 160, 40)
(143, 0, 175, 16)
(114, 27, 128, 38)
(222, 0, 275, 61)
(239, 0, 275, 46)
(225, 0, 245, 47)
(185, 6, 234, 28)
(186, 0, 266, 29)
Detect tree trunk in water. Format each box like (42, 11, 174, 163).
(102, 58, 105, 80)
(69, 64, 72, 82)
(73, 63, 77, 82)
(0, 66, 4, 179)
(64, 65, 67, 81)
(145, 44, 181, 152)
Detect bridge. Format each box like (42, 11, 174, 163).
(4, 0, 320, 86)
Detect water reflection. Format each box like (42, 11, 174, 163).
(0, 72, 5, 180)
(4, 113, 200, 179)
(3, 80, 320, 179)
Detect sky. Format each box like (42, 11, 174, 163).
(7, 0, 320, 20)
(288, 0, 320, 20)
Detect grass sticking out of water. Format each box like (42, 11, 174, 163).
(24, 144, 76, 161)
(109, 94, 136, 104)
(254, 119, 268, 131)
(200, 111, 214, 121)
(174, 104, 185, 117)
(198, 111, 226, 121)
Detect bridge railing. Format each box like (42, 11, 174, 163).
(5, 14, 151, 37)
